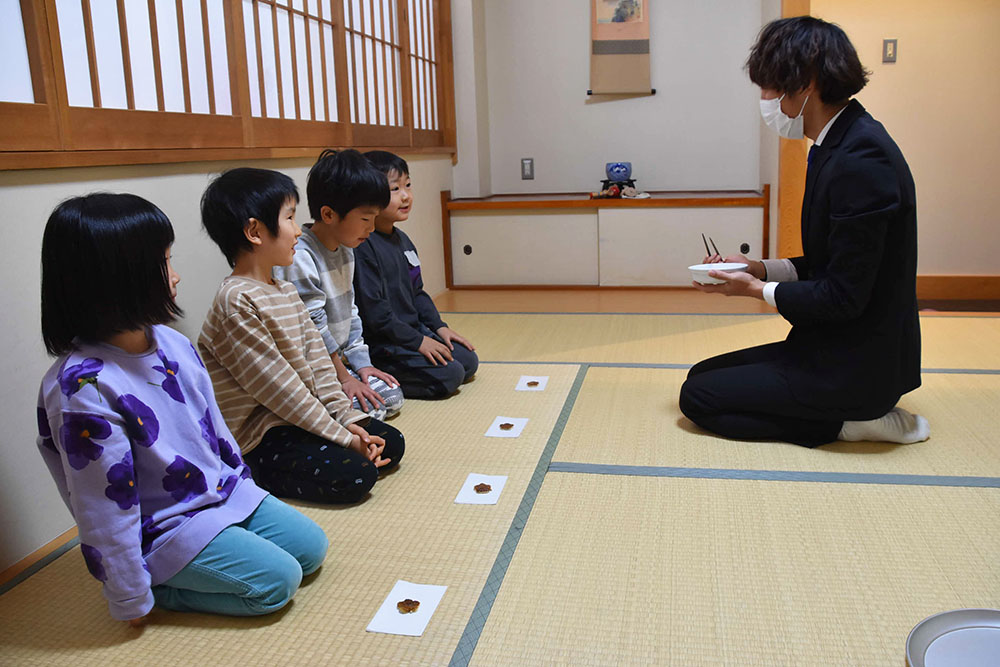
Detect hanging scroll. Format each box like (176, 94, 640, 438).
(590, 0, 652, 95)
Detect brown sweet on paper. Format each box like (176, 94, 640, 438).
(526, 381, 539, 387)
(397, 599, 420, 614)
(474, 483, 492, 494)
(499, 423, 514, 431)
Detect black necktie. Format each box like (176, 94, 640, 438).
(808, 144, 818, 165)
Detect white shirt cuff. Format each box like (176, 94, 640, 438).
(761, 258, 798, 283)
(762, 282, 779, 308)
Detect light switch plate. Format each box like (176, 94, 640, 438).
(882, 39, 897, 63)
(521, 158, 534, 180)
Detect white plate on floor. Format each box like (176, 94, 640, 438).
(906, 608, 1000, 667)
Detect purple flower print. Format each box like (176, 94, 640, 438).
(162, 456, 207, 502)
(58, 358, 103, 398)
(140, 515, 165, 555)
(59, 413, 111, 470)
(189, 342, 206, 369)
(240, 465, 253, 480)
(217, 437, 243, 470)
(198, 409, 221, 455)
(152, 350, 185, 404)
(116, 394, 159, 448)
(200, 409, 241, 467)
(105, 451, 139, 510)
(80, 544, 107, 582)
(216, 474, 239, 499)
(37, 407, 55, 452)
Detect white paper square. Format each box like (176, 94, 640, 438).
(485, 416, 528, 438)
(366, 580, 447, 636)
(515, 375, 549, 391)
(454, 473, 508, 504)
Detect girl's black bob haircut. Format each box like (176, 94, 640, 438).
(746, 16, 870, 105)
(306, 149, 390, 222)
(41, 193, 182, 356)
(363, 150, 409, 180)
(201, 167, 299, 267)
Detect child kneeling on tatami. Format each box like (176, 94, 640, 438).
(353, 151, 478, 399)
(198, 168, 404, 504)
(37, 194, 327, 623)
(273, 149, 403, 421)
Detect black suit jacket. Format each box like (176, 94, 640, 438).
(775, 99, 921, 416)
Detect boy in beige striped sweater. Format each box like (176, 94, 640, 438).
(198, 167, 404, 504)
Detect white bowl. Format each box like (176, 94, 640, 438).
(688, 262, 748, 285)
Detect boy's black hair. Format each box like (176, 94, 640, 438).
(306, 149, 390, 221)
(363, 150, 409, 180)
(746, 16, 869, 105)
(201, 167, 299, 267)
(41, 193, 182, 356)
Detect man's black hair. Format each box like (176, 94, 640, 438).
(747, 16, 869, 104)
(306, 149, 390, 222)
(201, 167, 299, 267)
(41, 193, 182, 355)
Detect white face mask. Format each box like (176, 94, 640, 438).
(759, 94, 809, 140)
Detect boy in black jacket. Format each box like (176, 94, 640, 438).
(353, 151, 478, 399)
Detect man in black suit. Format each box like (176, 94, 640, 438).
(678, 16, 929, 447)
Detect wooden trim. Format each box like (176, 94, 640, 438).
(80, 0, 102, 108)
(303, 0, 316, 121)
(331, 0, 352, 135)
(288, 1, 302, 120)
(437, 0, 455, 144)
(761, 182, 771, 259)
(351, 122, 409, 146)
(448, 284, 704, 291)
(253, 0, 268, 116)
(916, 276, 1000, 301)
(441, 189, 453, 287)
(115, 0, 135, 110)
(64, 107, 244, 150)
(227, 0, 255, 146)
(777, 0, 809, 257)
(0, 527, 77, 589)
(271, 1, 285, 118)
(777, 136, 806, 257)
(175, 0, 193, 113)
(200, 0, 217, 115)
(0, 144, 455, 171)
(446, 193, 767, 211)
(148, 0, 166, 111)
(20, 0, 47, 102)
(397, 0, 414, 134)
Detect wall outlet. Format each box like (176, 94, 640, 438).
(882, 39, 897, 63)
(521, 158, 534, 180)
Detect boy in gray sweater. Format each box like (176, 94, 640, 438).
(274, 150, 404, 419)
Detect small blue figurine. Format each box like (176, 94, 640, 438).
(605, 162, 632, 182)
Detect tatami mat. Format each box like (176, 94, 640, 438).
(0, 365, 579, 666)
(471, 473, 1000, 666)
(445, 313, 1000, 370)
(552, 367, 1000, 478)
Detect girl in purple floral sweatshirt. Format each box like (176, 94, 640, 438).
(36, 194, 328, 624)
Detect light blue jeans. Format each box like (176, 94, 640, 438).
(152, 495, 328, 616)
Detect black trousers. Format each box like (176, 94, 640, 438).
(679, 342, 855, 448)
(373, 337, 478, 399)
(244, 419, 404, 503)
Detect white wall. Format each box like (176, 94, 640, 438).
(481, 0, 764, 194)
(0, 154, 452, 571)
(812, 0, 1000, 275)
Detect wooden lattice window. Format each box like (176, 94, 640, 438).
(0, 0, 454, 168)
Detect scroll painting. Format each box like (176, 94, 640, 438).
(590, 0, 651, 94)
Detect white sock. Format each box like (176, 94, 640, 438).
(838, 407, 930, 444)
